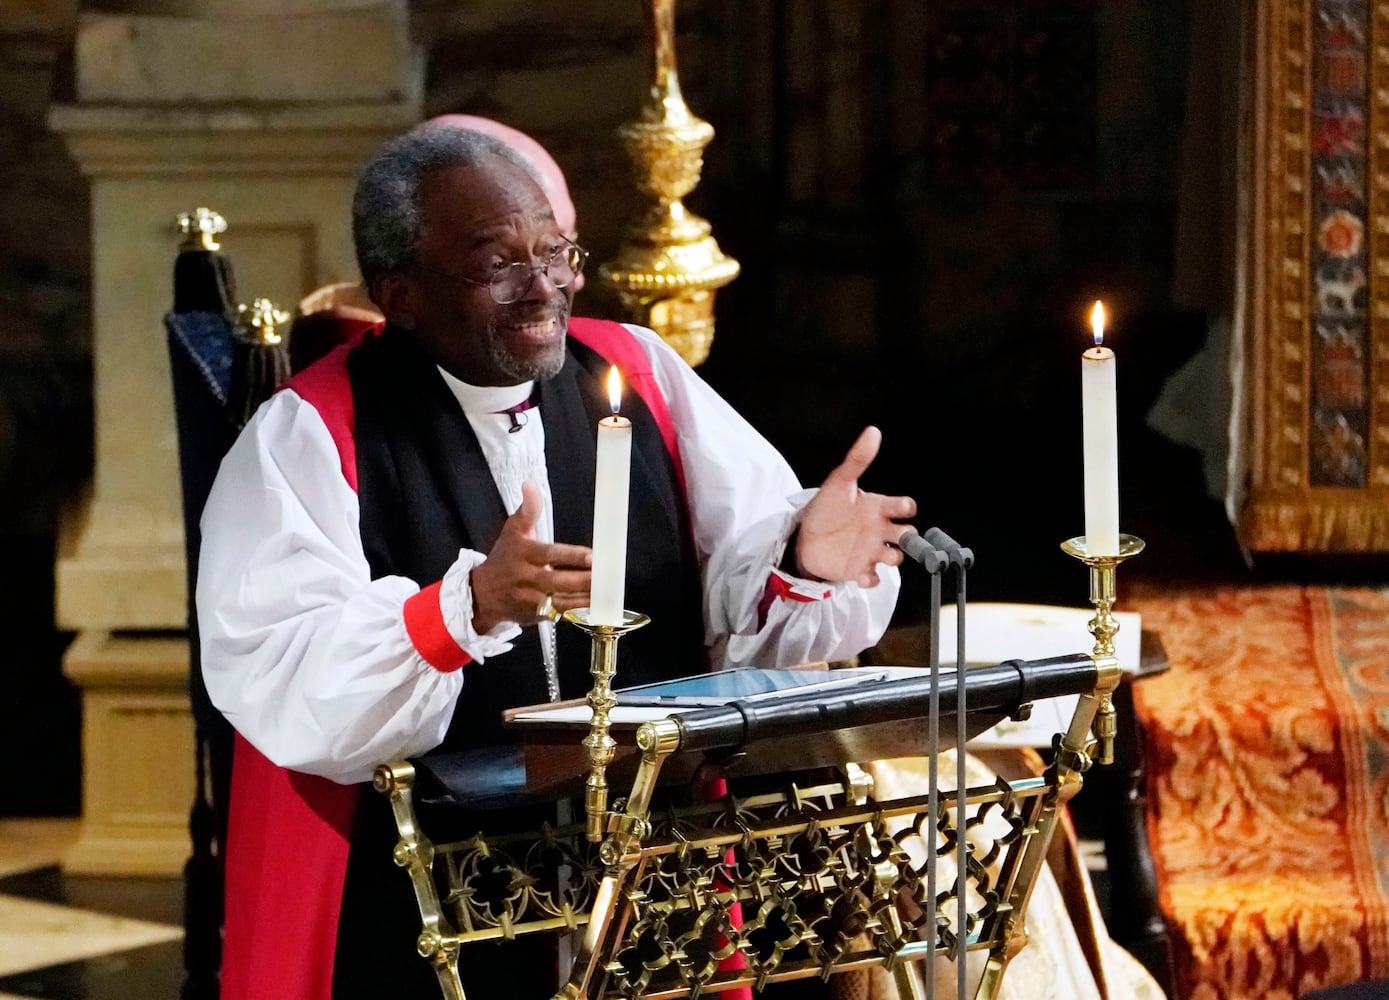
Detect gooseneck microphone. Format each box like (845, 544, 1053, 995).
(897, 528, 946, 573)
(922, 526, 974, 570)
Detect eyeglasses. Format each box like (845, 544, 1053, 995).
(420, 240, 589, 305)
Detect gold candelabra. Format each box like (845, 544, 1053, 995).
(562, 608, 650, 842)
(1060, 533, 1145, 765)
(598, 0, 740, 367)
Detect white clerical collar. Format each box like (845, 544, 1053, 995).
(436, 368, 535, 415)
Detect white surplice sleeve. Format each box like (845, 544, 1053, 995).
(197, 390, 517, 785)
(628, 325, 899, 668)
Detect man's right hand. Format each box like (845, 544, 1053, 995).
(470, 481, 592, 633)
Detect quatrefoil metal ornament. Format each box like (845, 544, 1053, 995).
(857, 815, 900, 871)
(971, 880, 1007, 931)
(774, 821, 834, 886)
(807, 885, 872, 968)
(968, 798, 1021, 873)
(881, 862, 938, 940)
(521, 834, 596, 920)
(646, 843, 694, 906)
(670, 903, 740, 990)
(739, 895, 809, 986)
(453, 848, 527, 933)
(609, 916, 677, 998)
(716, 827, 770, 892)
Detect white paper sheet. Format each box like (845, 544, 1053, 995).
(935, 603, 1141, 749)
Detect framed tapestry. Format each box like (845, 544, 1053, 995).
(1242, 0, 1389, 551)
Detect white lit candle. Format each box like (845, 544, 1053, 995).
(1081, 301, 1120, 556)
(590, 366, 632, 625)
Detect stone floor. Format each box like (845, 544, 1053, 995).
(0, 820, 183, 1000)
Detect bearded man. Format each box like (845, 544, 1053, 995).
(197, 124, 915, 1000)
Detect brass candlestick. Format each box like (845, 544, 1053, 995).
(562, 608, 651, 842)
(1059, 534, 1144, 765)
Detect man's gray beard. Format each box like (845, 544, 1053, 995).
(490, 336, 566, 382)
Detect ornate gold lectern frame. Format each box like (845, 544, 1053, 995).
(1242, 0, 1389, 550)
(374, 655, 1122, 1000)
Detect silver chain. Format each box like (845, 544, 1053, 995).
(542, 619, 561, 702)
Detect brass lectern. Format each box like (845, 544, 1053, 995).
(374, 654, 1121, 1000)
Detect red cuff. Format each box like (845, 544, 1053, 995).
(755, 572, 831, 629)
(403, 581, 473, 673)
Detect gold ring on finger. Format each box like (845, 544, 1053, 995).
(535, 594, 558, 622)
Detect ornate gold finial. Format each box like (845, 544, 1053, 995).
(235, 298, 291, 346)
(176, 207, 228, 252)
(598, 0, 740, 367)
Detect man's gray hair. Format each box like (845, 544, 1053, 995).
(352, 124, 537, 284)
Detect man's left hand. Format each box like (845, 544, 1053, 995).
(793, 426, 916, 588)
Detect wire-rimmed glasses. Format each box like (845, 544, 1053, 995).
(420, 239, 589, 304)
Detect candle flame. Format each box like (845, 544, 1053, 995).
(607, 365, 622, 415)
(1090, 300, 1106, 347)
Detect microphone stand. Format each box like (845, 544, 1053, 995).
(898, 529, 961, 999)
(924, 528, 975, 1000)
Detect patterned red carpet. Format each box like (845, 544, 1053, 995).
(1132, 586, 1389, 999)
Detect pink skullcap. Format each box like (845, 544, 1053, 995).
(422, 114, 577, 236)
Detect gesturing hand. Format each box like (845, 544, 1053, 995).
(470, 481, 593, 634)
(794, 426, 917, 588)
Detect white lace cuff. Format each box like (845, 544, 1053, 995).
(440, 548, 522, 662)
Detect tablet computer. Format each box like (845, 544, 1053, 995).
(615, 668, 886, 707)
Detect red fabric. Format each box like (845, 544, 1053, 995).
(566, 317, 688, 496)
(695, 775, 752, 1000)
(718, 902, 752, 999)
(221, 735, 359, 1000)
(755, 572, 829, 629)
(1133, 586, 1389, 998)
(224, 330, 380, 999)
(279, 323, 381, 491)
(403, 580, 473, 672)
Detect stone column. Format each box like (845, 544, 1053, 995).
(50, 0, 419, 874)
